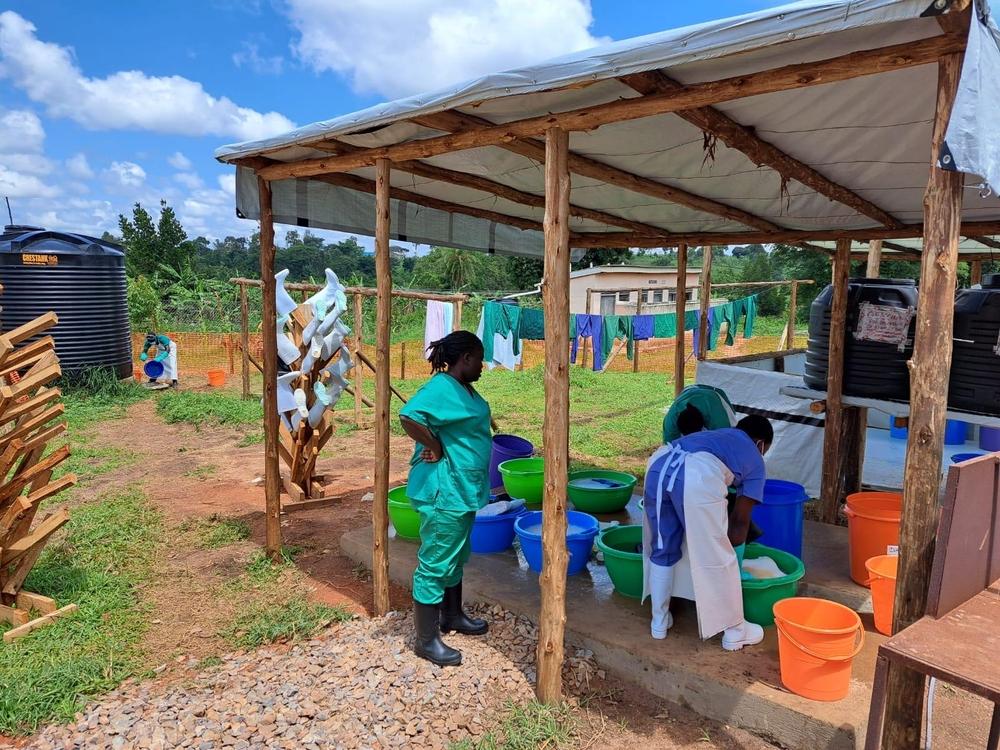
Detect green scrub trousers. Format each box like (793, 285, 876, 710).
(400, 372, 492, 605)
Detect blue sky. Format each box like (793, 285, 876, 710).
(0, 0, 776, 246)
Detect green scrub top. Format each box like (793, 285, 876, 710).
(400, 372, 493, 511)
(662, 384, 735, 443)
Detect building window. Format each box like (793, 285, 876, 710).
(668, 290, 677, 302)
(618, 291, 630, 302)
(652, 290, 663, 303)
(686, 290, 694, 301)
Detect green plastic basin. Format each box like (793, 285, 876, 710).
(741, 542, 805, 626)
(387, 485, 420, 541)
(499, 457, 545, 507)
(568, 470, 637, 513)
(596, 524, 643, 599)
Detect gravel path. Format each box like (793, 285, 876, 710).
(29, 605, 600, 750)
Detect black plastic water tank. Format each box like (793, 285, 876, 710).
(0, 226, 132, 379)
(803, 278, 917, 400)
(949, 273, 1000, 415)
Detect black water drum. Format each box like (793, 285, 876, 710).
(949, 274, 1000, 415)
(0, 225, 132, 379)
(803, 278, 917, 400)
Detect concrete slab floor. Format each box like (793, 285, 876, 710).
(341, 513, 886, 750)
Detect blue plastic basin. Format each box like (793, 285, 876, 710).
(951, 451, 986, 464)
(470, 506, 527, 554)
(752, 479, 808, 559)
(514, 510, 599, 575)
(143, 359, 165, 379)
(944, 419, 968, 446)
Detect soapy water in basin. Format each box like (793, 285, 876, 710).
(568, 478, 625, 490)
(521, 523, 592, 537)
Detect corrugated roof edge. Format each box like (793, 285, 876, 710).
(214, 0, 930, 163)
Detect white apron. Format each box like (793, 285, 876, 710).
(642, 447, 744, 640)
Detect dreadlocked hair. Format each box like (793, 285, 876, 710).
(426, 330, 484, 372)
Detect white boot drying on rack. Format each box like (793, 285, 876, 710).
(722, 620, 764, 651)
(648, 562, 675, 640)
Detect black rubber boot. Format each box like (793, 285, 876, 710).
(440, 582, 488, 635)
(413, 600, 462, 666)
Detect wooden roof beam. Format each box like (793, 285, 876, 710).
(617, 70, 903, 229)
(259, 34, 964, 182)
(308, 139, 667, 236)
(408, 111, 782, 233)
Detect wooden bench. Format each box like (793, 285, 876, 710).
(865, 453, 1000, 749)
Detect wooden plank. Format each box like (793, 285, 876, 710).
(19, 423, 67, 455)
(883, 51, 966, 750)
(0, 363, 61, 409)
(258, 175, 283, 561)
(453, 300, 464, 331)
(0, 544, 43, 596)
(3, 604, 78, 643)
(537, 126, 572, 705)
(970, 260, 983, 286)
(372, 157, 392, 618)
(866, 239, 883, 277)
(0, 312, 58, 348)
(1, 509, 69, 566)
(282, 496, 340, 513)
(0, 439, 24, 483)
(819, 239, 851, 524)
(4, 404, 65, 446)
(0, 604, 29, 627)
(785, 281, 798, 351)
(353, 293, 364, 428)
(697, 247, 713, 361)
(0, 388, 60, 427)
(674, 243, 688, 397)
(239, 283, 251, 400)
(599, 339, 627, 373)
(281, 473, 305, 503)
(15, 591, 56, 615)
(0, 445, 70, 511)
(260, 35, 964, 181)
(0, 337, 55, 378)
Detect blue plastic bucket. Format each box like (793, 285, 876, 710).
(951, 451, 986, 464)
(752, 480, 808, 559)
(981, 427, 1000, 451)
(489, 434, 534, 490)
(470, 507, 526, 554)
(514, 510, 598, 575)
(143, 359, 165, 379)
(944, 419, 967, 446)
(889, 421, 907, 440)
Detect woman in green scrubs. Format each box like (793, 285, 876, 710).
(399, 330, 493, 666)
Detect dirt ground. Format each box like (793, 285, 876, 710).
(20, 391, 990, 749)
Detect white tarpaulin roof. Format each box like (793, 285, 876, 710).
(216, 0, 1000, 258)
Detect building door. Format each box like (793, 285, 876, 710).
(600, 293, 615, 316)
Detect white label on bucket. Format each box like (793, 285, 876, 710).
(887, 545, 899, 556)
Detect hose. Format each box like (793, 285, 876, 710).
(924, 677, 937, 750)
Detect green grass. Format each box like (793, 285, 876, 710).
(449, 702, 577, 750)
(184, 464, 217, 479)
(182, 514, 252, 549)
(156, 390, 263, 427)
(220, 597, 352, 649)
(236, 430, 265, 447)
(61, 371, 150, 432)
(0, 489, 162, 735)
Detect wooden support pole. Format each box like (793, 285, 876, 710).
(674, 243, 688, 397)
(697, 247, 712, 360)
(785, 281, 798, 350)
(882, 51, 965, 750)
(400, 341, 407, 380)
(633, 287, 643, 372)
(819, 239, 851, 524)
(970, 260, 983, 286)
(239, 282, 251, 400)
(453, 300, 463, 332)
(372, 157, 392, 617)
(536, 127, 571, 705)
(257, 176, 282, 561)
(353, 293, 364, 428)
(866, 239, 883, 278)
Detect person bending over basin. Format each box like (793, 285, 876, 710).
(399, 330, 492, 667)
(642, 415, 773, 651)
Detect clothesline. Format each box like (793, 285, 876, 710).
(476, 295, 759, 372)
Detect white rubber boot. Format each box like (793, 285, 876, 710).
(649, 563, 675, 639)
(722, 620, 765, 651)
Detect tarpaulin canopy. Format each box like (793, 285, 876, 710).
(216, 0, 1000, 257)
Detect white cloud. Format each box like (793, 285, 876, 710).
(66, 153, 94, 179)
(167, 151, 193, 170)
(232, 40, 284, 75)
(0, 168, 58, 199)
(0, 107, 57, 198)
(106, 161, 146, 188)
(174, 172, 204, 190)
(0, 11, 295, 141)
(0, 108, 45, 153)
(285, 0, 607, 98)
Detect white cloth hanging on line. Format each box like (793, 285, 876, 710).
(424, 300, 454, 358)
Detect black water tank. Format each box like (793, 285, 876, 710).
(949, 273, 1000, 415)
(804, 278, 917, 400)
(0, 226, 132, 379)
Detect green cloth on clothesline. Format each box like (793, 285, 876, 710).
(601, 315, 635, 361)
(480, 302, 522, 360)
(520, 307, 545, 340)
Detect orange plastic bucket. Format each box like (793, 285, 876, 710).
(845, 492, 902, 587)
(773, 597, 865, 702)
(207, 368, 226, 387)
(865, 555, 898, 635)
